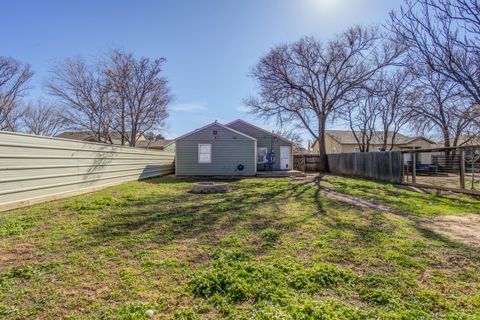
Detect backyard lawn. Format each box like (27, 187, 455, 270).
(1, 175, 480, 319)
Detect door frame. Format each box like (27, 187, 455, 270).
(280, 146, 291, 170)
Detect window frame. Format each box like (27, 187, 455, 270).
(198, 143, 212, 164)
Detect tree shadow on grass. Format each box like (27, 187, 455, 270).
(82, 176, 326, 250)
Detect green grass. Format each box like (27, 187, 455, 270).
(0, 175, 479, 319)
(323, 175, 480, 216)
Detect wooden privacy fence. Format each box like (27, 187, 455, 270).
(0, 131, 175, 212)
(293, 154, 323, 172)
(327, 151, 403, 183)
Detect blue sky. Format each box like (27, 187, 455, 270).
(1, 0, 402, 143)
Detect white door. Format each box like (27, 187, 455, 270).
(280, 146, 291, 170)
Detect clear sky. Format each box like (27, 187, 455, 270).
(1, 0, 402, 143)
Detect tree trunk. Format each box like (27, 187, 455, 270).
(316, 117, 329, 172)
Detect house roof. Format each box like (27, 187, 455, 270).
(225, 119, 294, 145)
(312, 130, 435, 148)
(437, 135, 480, 147)
(56, 131, 146, 143)
(56, 131, 96, 141)
(174, 121, 257, 142)
(135, 139, 174, 148)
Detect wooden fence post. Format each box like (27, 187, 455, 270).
(412, 152, 416, 184)
(460, 149, 465, 189)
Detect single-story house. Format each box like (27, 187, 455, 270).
(135, 139, 175, 152)
(56, 131, 176, 151)
(174, 119, 294, 176)
(56, 131, 147, 145)
(311, 130, 436, 164)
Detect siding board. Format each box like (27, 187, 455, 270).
(226, 121, 293, 171)
(175, 123, 256, 176)
(0, 131, 174, 212)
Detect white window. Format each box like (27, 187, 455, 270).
(332, 147, 337, 154)
(257, 147, 268, 163)
(198, 144, 212, 163)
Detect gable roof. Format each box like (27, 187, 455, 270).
(225, 119, 294, 145)
(312, 130, 435, 148)
(174, 121, 257, 142)
(56, 131, 97, 141)
(135, 139, 174, 148)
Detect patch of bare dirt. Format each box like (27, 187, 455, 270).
(0, 243, 37, 271)
(419, 215, 480, 247)
(321, 188, 395, 212)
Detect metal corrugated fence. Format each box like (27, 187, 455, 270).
(0, 131, 175, 212)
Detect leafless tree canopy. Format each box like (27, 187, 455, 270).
(45, 58, 113, 143)
(375, 69, 414, 151)
(21, 100, 66, 136)
(275, 128, 304, 149)
(344, 91, 380, 152)
(390, 0, 480, 104)
(407, 66, 477, 147)
(246, 26, 402, 170)
(105, 50, 172, 146)
(0, 57, 33, 131)
(45, 51, 172, 146)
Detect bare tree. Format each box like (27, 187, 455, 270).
(105, 50, 172, 146)
(390, 0, 480, 105)
(345, 91, 380, 152)
(45, 58, 113, 143)
(0, 57, 33, 131)
(21, 100, 66, 136)
(246, 26, 402, 171)
(376, 69, 414, 151)
(275, 128, 304, 150)
(408, 66, 476, 147)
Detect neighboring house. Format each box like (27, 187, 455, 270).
(135, 139, 175, 152)
(437, 135, 480, 148)
(56, 131, 146, 145)
(311, 130, 436, 164)
(56, 131, 98, 142)
(174, 120, 293, 176)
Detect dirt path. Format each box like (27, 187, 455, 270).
(290, 175, 398, 213)
(290, 175, 480, 247)
(419, 215, 480, 247)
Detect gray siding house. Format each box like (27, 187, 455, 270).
(226, 119, 293, 172)
(174, 120, 293, 176)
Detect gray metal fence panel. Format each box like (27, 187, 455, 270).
(0, 131, 175, 211)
